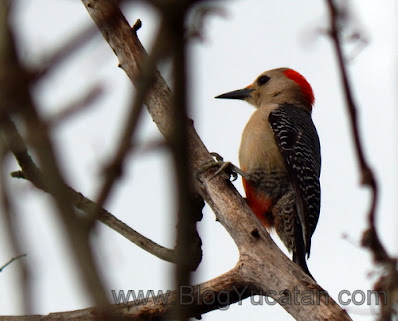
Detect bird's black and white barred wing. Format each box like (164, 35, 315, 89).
(268, 103, 321, 257)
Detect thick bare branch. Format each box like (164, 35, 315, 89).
(0, 265, 249, 321)
(80, 1, 352, 320)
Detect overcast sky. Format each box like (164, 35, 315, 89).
(1, 1, 397, 320)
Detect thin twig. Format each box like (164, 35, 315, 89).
(0, 254, 27, 272)
(326, 0, 381, 255)
(326, 1, 397, 320)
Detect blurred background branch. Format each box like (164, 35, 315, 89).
(326, 1, 397, 320)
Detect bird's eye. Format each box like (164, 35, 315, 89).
(257, 75, 270, 86)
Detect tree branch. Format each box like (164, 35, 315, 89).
(0, 265, 250, 321)
(325, 1, 397, 320)
(1, 115, 176, 264)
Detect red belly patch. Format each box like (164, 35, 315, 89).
(242, 178, 274, 228)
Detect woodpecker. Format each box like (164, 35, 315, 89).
(215, 68, 321, 278)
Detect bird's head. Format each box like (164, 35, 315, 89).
(216, 68, 314, 112)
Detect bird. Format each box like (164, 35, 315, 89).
(215, 68, 321, 278)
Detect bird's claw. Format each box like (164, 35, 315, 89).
(197, 153, 240, 182)
(211, 161, 238, 181)
(210, 152, 224, 162)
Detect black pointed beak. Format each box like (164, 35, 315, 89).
(215, 88, 254, 100)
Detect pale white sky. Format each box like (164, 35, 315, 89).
(1, 1, 397, 320)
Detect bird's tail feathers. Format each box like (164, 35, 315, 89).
(293, 220, 315, 280)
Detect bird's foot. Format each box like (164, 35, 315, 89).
(197, 152, 247, 182)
